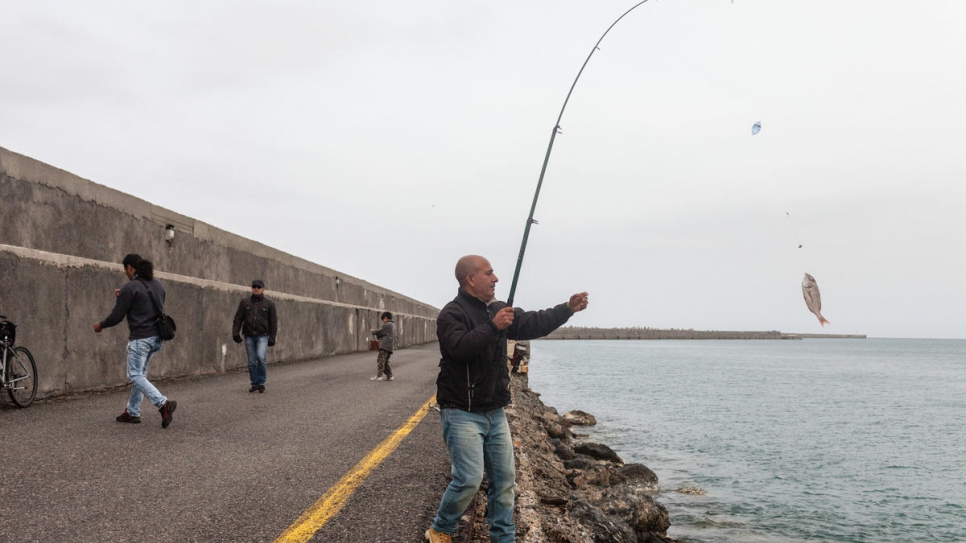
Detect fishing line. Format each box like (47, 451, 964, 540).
(506, 0, 652, 306)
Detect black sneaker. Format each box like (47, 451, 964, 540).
(258, 385, 265, 393)
(159, 400, 177, 428)
(249, 385, 259, 393)
(116, 410, 141, 424)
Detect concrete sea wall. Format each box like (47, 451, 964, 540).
(0, 146, 439, 400)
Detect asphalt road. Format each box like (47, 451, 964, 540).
(0, 342, 452, 543)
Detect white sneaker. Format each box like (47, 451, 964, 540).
(387, 376, 394, 381)
(370, 376, 386, 381)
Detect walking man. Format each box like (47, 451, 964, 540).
(232, 279, 278, 393)
(94, 254, 178, 428)
(369, 311, 395, 381)
(426, 255, 588, 543)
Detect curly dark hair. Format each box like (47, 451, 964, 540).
(135, 259, 154, 280)
(122, 253, 142, 269)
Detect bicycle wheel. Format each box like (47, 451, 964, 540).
(7, 346, 37, 407)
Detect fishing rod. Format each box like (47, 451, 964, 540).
(506, 0, 651, 307)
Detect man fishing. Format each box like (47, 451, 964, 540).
(426, 254, 588, 543)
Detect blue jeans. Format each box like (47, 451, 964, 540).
(432, 408, 515, 543)
(245, 335, 268, 386)
(126, 336, 167, 417)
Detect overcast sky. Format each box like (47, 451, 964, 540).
(3, 0, 965, 339)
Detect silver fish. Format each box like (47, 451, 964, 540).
(801, 273, 830, 327)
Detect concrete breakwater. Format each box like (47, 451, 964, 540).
(546, 326, 866, 340)
(0, 146, 438, 400)
(456, 371, 680, 543)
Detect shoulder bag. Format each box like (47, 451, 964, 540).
(138, 279, 177, 341)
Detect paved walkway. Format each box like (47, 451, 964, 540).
(0, 343, 451, 543)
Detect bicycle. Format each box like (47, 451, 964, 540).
(0, 315, 37, 407)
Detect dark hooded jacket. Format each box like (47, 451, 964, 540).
(435, 288, 574, 412)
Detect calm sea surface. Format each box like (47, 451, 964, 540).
(527, 339, 966, 543)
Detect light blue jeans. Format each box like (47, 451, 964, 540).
(126, 336, 167, 417)
(432, 407, 516, 543)
(245, 335, 268, 386)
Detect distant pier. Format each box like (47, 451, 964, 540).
(544, 327, 866, 340)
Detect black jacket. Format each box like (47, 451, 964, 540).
(232, 295, 278, 343)
(435, 288, 574, 412)
(99, 276, 166, 340)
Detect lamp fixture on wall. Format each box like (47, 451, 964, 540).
(165, 225, 175, 246)
(335, 277, 341, 287)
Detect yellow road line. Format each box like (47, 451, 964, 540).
(274, 396, 437, 543)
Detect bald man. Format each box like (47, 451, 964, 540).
(426, 255, 588, 543)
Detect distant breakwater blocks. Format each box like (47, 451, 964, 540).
(455, 372, 680, 543)
(545, 326, 866, 340)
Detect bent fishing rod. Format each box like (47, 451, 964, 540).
(506, 0, 650, 307)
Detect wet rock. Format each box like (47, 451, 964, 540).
(562, 409, 597, 426)
(599, 485, 672, 536)
(619, 464, 659, 489)
(569, 499, 638, 543)
(568, 485, 674, 542)
(676, 486, 706, 495)
(574, 442, 623, 464)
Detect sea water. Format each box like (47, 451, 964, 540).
(527, 339, 966, 543)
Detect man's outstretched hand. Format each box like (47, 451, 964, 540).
(567, 292, 589, 313)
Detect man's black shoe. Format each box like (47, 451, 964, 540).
(116, 410, 141, 424)
(249, 385, 259, 393)
(159, 400, 177, 428)
(258, 385, 265, 393)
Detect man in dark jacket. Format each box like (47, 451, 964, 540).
(426, 255, 588, 543)
(232, 279, 278, 393)
(94, 254, 178, 428)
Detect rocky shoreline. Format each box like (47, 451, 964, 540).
(456, 372, 682, 543)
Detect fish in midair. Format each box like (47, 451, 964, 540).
(801, 273, 829, 327)
(751, 121, 761, 135)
